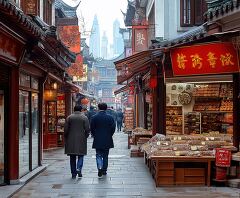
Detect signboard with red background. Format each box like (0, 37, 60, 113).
(215, 148, 231, 167)
(170, 42, 239, 76)
(58, 26, 84, 81)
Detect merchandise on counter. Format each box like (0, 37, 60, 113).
(141, 133, 234, 158)
(193, 84, 220, 97)
(219, 83, 233, 98)
(184, 112, 201, 134)
(166, 106, 183, 135)
(193, 101, 220, 111)
(124, 108, 134, 130)
(220, 99, 233, 112)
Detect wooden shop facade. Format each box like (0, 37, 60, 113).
(0, 1, 76, 185)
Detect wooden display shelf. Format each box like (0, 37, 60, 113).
(147, 155, 215, 187)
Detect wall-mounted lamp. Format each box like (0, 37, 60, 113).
(52, 82, 58, 90)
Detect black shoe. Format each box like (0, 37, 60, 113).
(102, 170, 107, 175)
(98, 169, 103, 177)
(72, 174, 76, 179)
(77, 171, 82, 178)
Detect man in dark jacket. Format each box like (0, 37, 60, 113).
(64, 105, 90, 179)
(91, 103, 116, 177)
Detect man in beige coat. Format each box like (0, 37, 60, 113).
(64, 105, 90, 179)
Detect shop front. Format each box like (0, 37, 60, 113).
(43, 79, 79, 149)
(163, 42, 240, 146)
(141, 41, 240, 186)
(0, 23, 27, 184)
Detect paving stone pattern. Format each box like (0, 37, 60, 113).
(13, 132, 240, 198)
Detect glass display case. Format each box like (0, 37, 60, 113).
(57, 95, 65, 146)
(46, 101, 57, 133)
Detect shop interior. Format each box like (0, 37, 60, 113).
(165, 75, 233, 137)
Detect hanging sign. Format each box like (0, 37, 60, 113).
(170, 42, 239, 76)
(215, 148, 231, 167)
(132, 26, 148, 53)
(25, 0, 39, 15)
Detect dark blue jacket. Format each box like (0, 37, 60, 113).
(91, 111, 116, 149)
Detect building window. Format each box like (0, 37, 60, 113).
(43, 0, 52, 25)
(180, 0, 207, 27)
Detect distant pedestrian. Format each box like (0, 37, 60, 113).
(91, 103, 116, 177)
(64, 105, 90, 179)
(106, 106, 117, 123)
(87, 105, 97, 123)
(116, 108, 124, 132)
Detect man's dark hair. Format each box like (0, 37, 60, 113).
(74, 105, 82, 112)
(98, 103, 107, 111)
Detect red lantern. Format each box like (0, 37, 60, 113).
(149, 77, 157, 88)
(81, 98, 89, 105)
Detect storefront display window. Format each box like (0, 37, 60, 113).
(19, 90, 30, 177)
(47, 102, 57, 133)
(31, 93, 39, 169)
(0, 90, 4, 184)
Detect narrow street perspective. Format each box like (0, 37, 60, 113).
(1, 0, 240, 197)
(12, 133, 240, 198)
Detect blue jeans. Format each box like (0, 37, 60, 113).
(70, 155, 84, 176)
(96, 149, 109, 171)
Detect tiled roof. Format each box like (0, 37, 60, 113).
(151, 24, 208, 49)
(55, 0, 79, 18)
(0, 0, 42, 38)
(205, 0, 240, 21)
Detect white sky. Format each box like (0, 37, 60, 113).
(62, 0, 128, 45)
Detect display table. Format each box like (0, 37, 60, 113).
(147, 155, 215, 187)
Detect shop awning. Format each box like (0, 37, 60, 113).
(114, 49, 163, 84)
(114, 85, 128, 95)
(65, 81, 79, 93)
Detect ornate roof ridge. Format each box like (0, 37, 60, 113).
(205, 0, 240, 21)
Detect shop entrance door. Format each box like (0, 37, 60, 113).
(0, 90, 4, 184)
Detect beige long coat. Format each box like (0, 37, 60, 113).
(64, 111, 90, 155)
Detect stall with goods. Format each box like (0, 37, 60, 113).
(130, 127, 152, 157)
(141, 133, 236, 186)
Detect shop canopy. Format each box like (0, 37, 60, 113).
(114, 49, 162, 84)
(114, 85, 128, 95)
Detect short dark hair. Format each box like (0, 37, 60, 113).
(98, 103, 107, 111)
(74, 105, 82, 112)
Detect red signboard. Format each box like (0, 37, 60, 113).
(132, 26, 148, 53)
(170, 42, 239, 76)
(0, 31, 24, 64)
(215, 148, 231, 167)
(58, 26, 81, 53)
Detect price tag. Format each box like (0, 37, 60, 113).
(206, 137, 209, 141)
(157, 141, 160, 146)
(178, 136, 182, 140)
(201, 141, 206, 145)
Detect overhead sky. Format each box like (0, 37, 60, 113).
(62, 0, 128, 45)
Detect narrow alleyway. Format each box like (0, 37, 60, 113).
(13, 132, 240, 198)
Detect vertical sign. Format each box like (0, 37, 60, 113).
(25, 0, 39, 15)
(132, 26, 148, 53)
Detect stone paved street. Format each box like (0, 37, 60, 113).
(12, 132, 240, 198)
